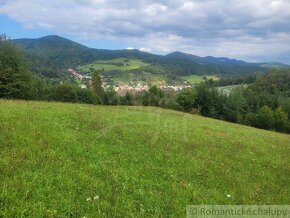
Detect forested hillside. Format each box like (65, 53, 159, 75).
(13, 35, 283, 77)
(22, 53, 67, 79)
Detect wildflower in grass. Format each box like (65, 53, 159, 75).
(86, 197, 92, 202)
(93, 195, 99, 200)
(226, 194, 231, 198)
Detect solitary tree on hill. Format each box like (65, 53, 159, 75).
(91, 71, 105, 102)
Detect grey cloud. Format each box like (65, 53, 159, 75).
(0, 0, 290, 63)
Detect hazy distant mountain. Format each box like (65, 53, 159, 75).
(165, 51, 203, 62)
(163, 51, 270, 75)
(166, 51, 259, 67)
(203, 56, 248, 65)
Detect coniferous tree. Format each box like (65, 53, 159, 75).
(0, 34, 38, 99)
(273, 107, 289, 132)
(255, 106, 275, 130)
(224, 89, 247, 122)
(176, 89, 196, 112)
(91, 71, 105, 102)
(142, 85, 164, 106)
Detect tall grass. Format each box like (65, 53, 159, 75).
(0, 100, 289, 217)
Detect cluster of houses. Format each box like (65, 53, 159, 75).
(113, 84, 150, 95)
(113, 83, 192, 95)
(68, 69, 192, 95)
(159, 84, 192, 91)
(68, 69, 91, 81)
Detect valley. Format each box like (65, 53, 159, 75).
(14, 35, 288, 95)
(1, 0, 290, 217)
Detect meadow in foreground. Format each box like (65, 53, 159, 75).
(0, 100, 289, 217)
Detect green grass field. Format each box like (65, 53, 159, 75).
(0, 100, 289, 217)
(182, 75, 219, 84)
(111, 72, 166, 85)
(77, 58, 149, 73)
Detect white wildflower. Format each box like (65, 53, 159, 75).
(86, 197, 92, 202)
(226, 194, 231, 198)
(93, 195, 99, 200)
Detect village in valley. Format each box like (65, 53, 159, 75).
(68, 68, 192, 95)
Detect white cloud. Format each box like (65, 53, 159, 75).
(180, 2, 196, 11)
(144, 3, 167, 15)
(0, 0, 290, 63)
(139, 47, 151, 52)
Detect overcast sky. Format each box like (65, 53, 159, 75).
(0, 0, 290, 64)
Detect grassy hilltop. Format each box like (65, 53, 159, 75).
(0, 100, 289, 217)
(77, 58, 149, 73)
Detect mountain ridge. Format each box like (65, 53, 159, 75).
(11, 35, 289, 77)
(13, 35, 289, 66)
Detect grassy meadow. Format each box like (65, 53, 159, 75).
(77, 58, 148, 73)
(181, 75, 219, 84)
(0, 100, 289, 217)
(111, 72, 166, 86)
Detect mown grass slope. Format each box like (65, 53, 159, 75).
(0, 100, 289, 217)
(77, 58, 148, 72)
